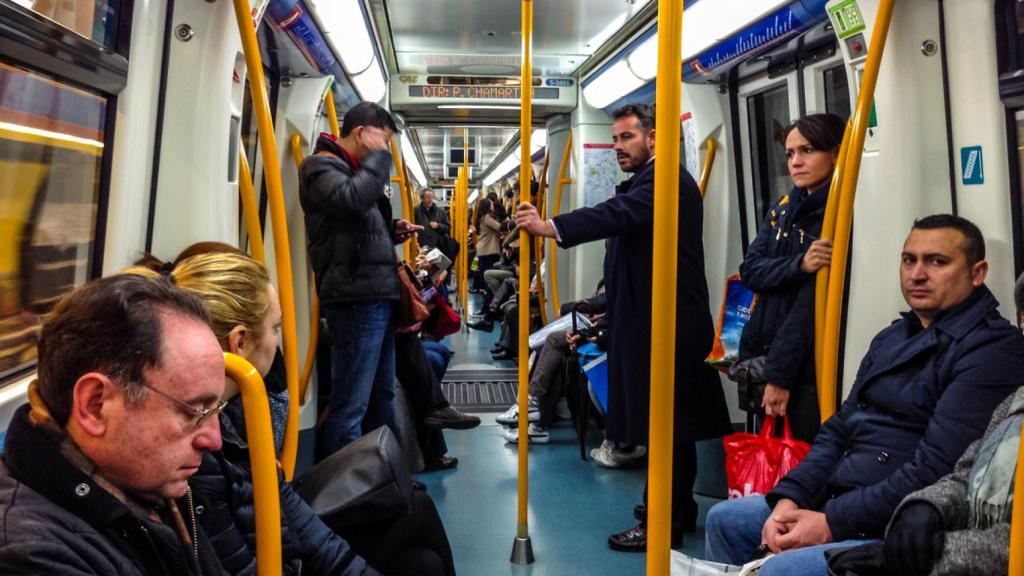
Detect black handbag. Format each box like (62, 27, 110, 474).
(295, 426, 414, 529)
(727, 355, 768, 413)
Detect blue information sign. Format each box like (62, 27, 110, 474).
(961, 146, 984, 186)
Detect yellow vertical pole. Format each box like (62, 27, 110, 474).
(550, 131, 573, 314)
(390, 138, 413, 263)
(647, 1, 683, 573)
(511, 0, 535, 566)
(461, 170, 469, 312)
(231, 0, 300, 480)
(324, 90, 340, 139)
(819, 0, 895, 423)
(224, 353, 282, 576)
(813, 121, 851, 390)
(238, 146, 266, 264)
(1009, 420, 1024, 575)
(289, 133, 319, 407)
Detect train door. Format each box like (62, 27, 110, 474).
(737, 26, 849, 242)
(998, 0, 1024, 286)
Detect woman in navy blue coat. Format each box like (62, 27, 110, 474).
(737, 113, 845, 442)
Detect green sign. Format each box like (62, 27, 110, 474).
(828, 0, 867, 40)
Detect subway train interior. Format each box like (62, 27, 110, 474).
(1, 0, 1023, 574)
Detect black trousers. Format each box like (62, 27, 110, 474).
(394, 334, 449, 463)
(642, 440, 698, 545)
(337, 490, 456, 576)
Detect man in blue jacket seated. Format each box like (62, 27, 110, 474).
(703, 214, 1024, 575)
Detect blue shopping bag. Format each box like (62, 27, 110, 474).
(706, 274, 757, 371)
(577, 342, 608, 414)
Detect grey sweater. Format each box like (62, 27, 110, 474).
(895, 391, 1017, 576)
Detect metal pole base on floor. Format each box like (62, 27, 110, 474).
(510, 536, 535, 565)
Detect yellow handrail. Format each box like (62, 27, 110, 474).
(514, 0, 534, 558)
(459, 167, 470, 314)
(534, 149, 550, 325)
(462, 129, 470, 314)
(648, 0, 683, 573)
(819, 0, 895, 424)
(238, 145, 266, 264)
(390, 138, 414, 263)
(697, 137, 717, 199)
(231, 0, 300, 480)
(324, 89, 340, 140)
(288, 132, 319, 406)
(1009, 419, 1024, 575)
(813, 120, 852, 392)
(224, 352, 282, 576)
(550, 130, 573, 314)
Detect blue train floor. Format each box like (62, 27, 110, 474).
(418, 296, 717, 575)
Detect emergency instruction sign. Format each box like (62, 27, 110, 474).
(961, 146, 984, 186)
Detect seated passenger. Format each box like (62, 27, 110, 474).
(0, 275, 227, 574)
(704, 215, 1024, 576)
(826, 270, 1024, 576)
(132, 251, 455, 576)
(735, 113, 844, 443)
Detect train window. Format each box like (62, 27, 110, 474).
(0, 58, 106, 382)
(747, 84, 792, 223)
(823, 65, 851, 120)
(10, 0, 122, 48)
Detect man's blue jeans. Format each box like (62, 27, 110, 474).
(421, 339, 452, 382)
(704, 496, 880, 576)
(322, 300, 397, 456)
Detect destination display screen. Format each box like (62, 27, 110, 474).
(408, 85, 560, 100)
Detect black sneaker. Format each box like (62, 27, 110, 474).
(424, 406, 481, 430)
(608, 523, 646, 553)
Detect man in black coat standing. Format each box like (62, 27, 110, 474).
(516, 103, 732, 551)
(414, 187, 450, 250)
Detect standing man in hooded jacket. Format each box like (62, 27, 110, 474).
(516, 103, 732, 552)
(298, 101, 422, 456)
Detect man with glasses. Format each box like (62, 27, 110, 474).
(0, 275, 229, 575)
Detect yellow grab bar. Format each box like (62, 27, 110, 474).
(819, 0, 895, 424)
(550, 130, 573, 314)
(697, 137, 717, 199)
(390, 138, 414, 263)
(238, 145, 266, 265)
(513, 0, 534, 559)
(224, 352, 282, 576)
(813, 120, 852, 392)
(231, 0, 300, 479)
(324, 89, 340, 139)
(459, 167, 470, 314)
(534, 149, 551, 325)
(1009, 418, 1024, 575)
(288, 132, 319, 406)
(648, 1, 684, 573)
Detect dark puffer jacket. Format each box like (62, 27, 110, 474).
(766, 286, 1024, 541)
(299, 134, 399, 305)
(190, 411, 377, 576)
(0, 404, 225, 576)
(738, 186, 828, 441)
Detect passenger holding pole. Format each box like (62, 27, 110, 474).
(732, 113, 844, 443)
(516, 103, 732, 551)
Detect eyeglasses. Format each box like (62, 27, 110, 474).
(138, 381, 228, 429)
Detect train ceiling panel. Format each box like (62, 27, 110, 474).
(383, 0, 652, 76)
(412, 126, 518, 188)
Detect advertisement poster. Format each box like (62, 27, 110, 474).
(681, 112, 699, 179)
(581, 143, 619, 207)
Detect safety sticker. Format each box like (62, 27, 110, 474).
(961, 146, 984, 186)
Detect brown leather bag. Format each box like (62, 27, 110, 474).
(395, 262, 429, 328)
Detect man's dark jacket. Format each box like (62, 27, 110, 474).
(738, 185, 828, 441)
(0, 404, 225, 575)
(414, 202, 450, 250)
(299, 134, 399, 305)
(767, 286, 1024, 541)
(552, 160, 732, 445)
(190, 407, 376, 575)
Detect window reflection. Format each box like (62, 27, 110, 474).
(10, 0, 119, 47)
(0, 58, 105, 381)
(748, 85, 792, 225)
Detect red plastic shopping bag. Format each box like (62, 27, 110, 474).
(723, 417, 810, 499)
